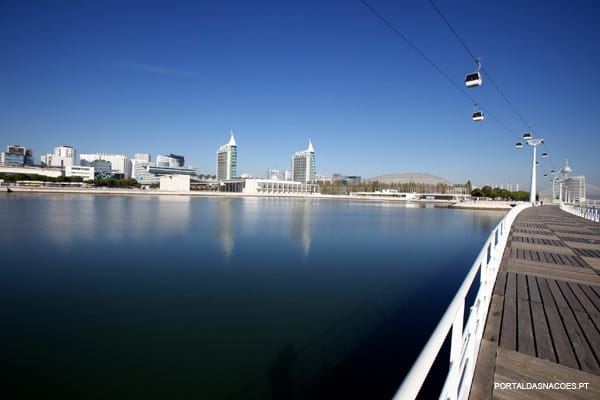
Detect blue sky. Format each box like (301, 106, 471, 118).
(1, 0, 599, 188)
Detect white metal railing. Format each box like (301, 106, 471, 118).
(560, 203, 600, 223)
(392, 203, 530, 400)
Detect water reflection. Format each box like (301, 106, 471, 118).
(290, 200, 314, 257)
(215, 198, 237, 261)
(1, 195, 507, 399)
(213, 198, 316, 259)
(6, 194, 192, 250)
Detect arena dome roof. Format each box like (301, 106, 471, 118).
(367, 173, 451, 185)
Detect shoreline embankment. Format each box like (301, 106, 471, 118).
(1, 186, 519, 210)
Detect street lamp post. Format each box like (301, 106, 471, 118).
(518, 133, 544, 204)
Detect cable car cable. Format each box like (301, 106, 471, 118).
(427, 0, 534, 131)
(360, 0, 519, 141)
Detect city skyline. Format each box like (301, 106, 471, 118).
(1, 1, 599, 188)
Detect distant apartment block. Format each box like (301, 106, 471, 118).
(565, 176, 586, 202)
(0, 145, 34, 167)
(134, 153, 151, 162)
(216, 132, 237, 181)
(156, 154, 184, 168)
(80, 153, 131, 177)
(66, 165, 95, 180)
(266, 169, 284, 181)
(291, 140, 316, 183)
(89, 159, 112, 175)
(131, 159, 159, 184)
(41, 145, 76, 168)
(331, 174, 361, 184)
(148, 153, 196, 177)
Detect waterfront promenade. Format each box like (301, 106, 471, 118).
(470, 205, 600, 399)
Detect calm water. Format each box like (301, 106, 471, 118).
(0, 194, 504, 399)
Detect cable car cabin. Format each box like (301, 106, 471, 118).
(542, 152, 548, 157)
(465, 72, 482, 88)
(472, 111, 484, 121)
(523, 132, 532, 140)
(515, 142, 523, 148)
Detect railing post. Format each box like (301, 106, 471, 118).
(448, 301, 465, 400)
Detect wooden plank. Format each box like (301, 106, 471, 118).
(517, 293, 536, 356)
(548, 280, 600, 373)
(500, 272, 517, 351)
(559, 305, 600, 374)
(573, 310, 600, 368)
(581, 257, 600, 270)
(537, 278, 579, 369)
(468, 339, 496, 400)
(558, 233, 600, 241)
(547, 279, 570, 310)
(567, 282, 599, 315)
(505, 263, 600, 286)
(528, 275, 542, 303)
(581, 285, 600, 311)
(565, 242, 600, 251)
(493, 347, 600, 400)
(530, 301, 556, 362)
(512, 232, 561, 241)
(557, 280, 584, 312)
(557, 253, 571, 266)
(495, 271, 508, 297)
(484, 294, 504, 343)
(518, 274, 529, 300)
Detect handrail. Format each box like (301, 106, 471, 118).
(560, 203, 600, 223)
(392, 203, 530, 400)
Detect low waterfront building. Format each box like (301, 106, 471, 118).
(148, 165, 197, 176)
(244, 179, 319, 195)
(159, 174, 190, 192)
(218, 178, 319, 195)
(65, 165, 95, 180)
(0, 166, 63, 178)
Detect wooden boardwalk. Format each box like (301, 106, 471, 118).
(470, 205, 600, 400)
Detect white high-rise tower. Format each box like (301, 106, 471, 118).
(216, 131, 237, 181)
(291, 139, 316, 183)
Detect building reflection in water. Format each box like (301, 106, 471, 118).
(42, 195, 192, 249)
(290, 199, 314, 258)
(215, 198, 237, 261)
(214, 197, 316, 260)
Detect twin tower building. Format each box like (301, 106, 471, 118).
(216, 132, 316, 184)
